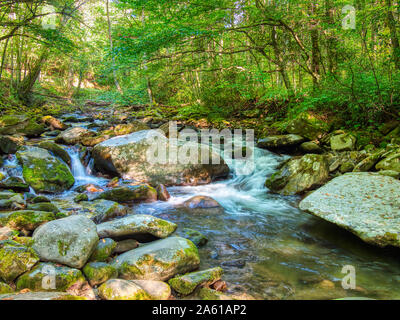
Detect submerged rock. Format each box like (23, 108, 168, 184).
(96, 214, 177, 240)
(299, 173, 400, 248)
(95, 185, 157, 203)
(265, 154, 329, 195)
(32, 215, 99, 269)
(168, 267, 223, 295)
(257, 134, 305, 149)
(92, 130, 229, 186)
(112, 236, 200, 281)
(16, 146, 74, 193)
(0, 240, 39, 282)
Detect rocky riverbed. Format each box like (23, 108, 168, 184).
(1, 109, 400, 300)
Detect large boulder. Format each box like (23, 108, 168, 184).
(0, 177, 29, 192)
(0, 210, 55, 232)
(37, 141, 71, 166)
(299, 173, 400, 248)
(16, 146, 74, 193)
(330, 133, 357, 152)
(0, 115, 45, 137)
(257, 134, 305, 149)
(265, 154, 329, 195)
(32, 215, 99, 268)
(96, 214, 177, 240)
(92, 130, 229, 186)
(285, 116, 330, 140)
(56, 127, 95, 145)
(112, 237, 200, 281)
(95, 185, 157, 203)
(0, 240, 39, 282)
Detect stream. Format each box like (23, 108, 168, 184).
(3, 117, 400, 300)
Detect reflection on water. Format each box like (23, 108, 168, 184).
(134, 147, 400, 300)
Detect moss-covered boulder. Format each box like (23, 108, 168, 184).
(0, 115, 44, 137)
(92, 130, 229, 186)
(27, 202, 60, 213)
(176, 228, 208, 247)
(55, 127, 95, 145)
(0, 281, 13, 294)
(0, 193, 25, 210)
(98, 279, 152, 300)
(112, 236, 200, 281)
(0, 177, 29, 192)
(376, 152, 400, 173)
(0, 210, 55, 232)
(95, 185, 157, 203)
(330, 133, 357, 152)
(0, 291, 87, 300)
(0, 135, 24, 154)
(89, 238, 117, 261)
(16, 146, 74, 193)
(96, 214, 177, 240)
(300, 141, 323, 154)
(168, 267, 223, 296)
(0, 240, 39, 282)
(265, 154, 329, 195)
(16, 262, 86, 292)
(22, 121, 46, 137)
(257, 134, 305, 149)
(32, 215, 99, 269)
(353, 149, 385, 172)
(37, 141, 71, 166)
(299, 172, 400, 248)
(83, 262, 117, 286)
(285, 116, 330, 140)
(32, 195, 51, 203)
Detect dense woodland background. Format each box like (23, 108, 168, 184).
(0, 0, 399, 132)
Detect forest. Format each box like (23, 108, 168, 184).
(0, 0, 400, 302)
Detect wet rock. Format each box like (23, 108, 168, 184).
(0, 291, 86, 300)
(299, 172, 400, 248)
(95, 185, 157, 203)
(376, 152, 400, 173)
(265, 154, 329, 195)
(130, 280, 171, 300)
(0, 193, 26, 210)
(16, 146, 75, 193)
(0, 240, 39, 282)
(31, 196, 51, 203)
(0, 282, 13, 294)
(90, 238, 117, 261)
(0, 135, 24, 154)
(37, 141, 71, 166)
(74, 193, 88, 203)
(378, 170, 400, 179)
(257, 134, 305, 149)
(112, 236, 200, 281)
(181, 196, 223, 214)
(0, 115, 45, 137)
(330, 133, 356, 152)
(27, 202, 60, 213)
(0, 210, 55, 232)
(177, 228, 208, 247)
(0, 177, 29, 192)
(32, 215, 99, 268)
(96, 214, 177, 240)
(339, 161, 355, 173)
(113, 239, 139, 253)
(285, 116, 330, 140)
(41, 116, 68, 131)
(16, 262, 86, 292)
(83, 262, 117, 286)
(353, 150, 385, 172)
(168, 267, 223, 295)
(156, 184, 170, 201)
(300, 141, 323, 154)
(55, 127, 95, 145)
(98, 279, 151, 300)
(92, 130, 229, 186)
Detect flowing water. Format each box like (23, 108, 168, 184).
(5, 120, 400, 299)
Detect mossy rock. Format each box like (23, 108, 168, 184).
(168, 267, 223, 296)
(197, 287, 233, 300)
(95, 185, 157, 203)
(0, 135, 24, 154)
(22, 120, 46, 137)
(285, 115, 330, 140)
(376, 152, 400, 173)
(16, 262, 86, 292)
(37, 141, 71, 166)
(0, 193, 26, 210)
(0, 240, 39, 282)
(27, 202, 60, 213)
(16, 146, 74, 193)
(177, 228, 208, 247)
(98, 279, 152, 300)
(31, 195, 51, 203)
(0, 177, 29, 192)
(0, 210, 55, 231)
(89, 238, 117, 262)
(74, 193, 88, 203)
(83, 262, 117, 286)
(330, 133, 357, 152)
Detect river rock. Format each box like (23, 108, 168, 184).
(176, 228, 208, 247)
(96, 214, 177, 240)
(300, 141, 323, 154)
(27, 202, 60, 213)
(378, 170, 400, 179)
(16, 262, 86, 292)
(285, 116, 330, 140)
(95, 185, 157, 203)
(181, 196, 224, 214)
(98, 279, 152, 300)
(265, 154, 329, 195)
(113, 239, 139, 253)
(0, 115, 45, 137)
(41, 116, 68, 130)
(168, 267, 223, 295)
(156, 184, 170, 201)
(0, 193, 25, 210)
(112, 236, 200, 281)
(0, 291, 86, 300)
(376, 152, 400, 173)
(89, 238, 117, 261)
(330, 133, 356, 152)
(0, 177, 29, 192)
(0, 240, 39, 282)
(257, 134, 305, 149)
(32, 215, 99, 268)
(83, 262, 118, 286)
(37, 141, 71, 166)
(299, 172, 400, 248)
(131, 280, 171, 300)
(0, 210, 55, 232)
(92, 130, 229, 186)
(16, 146, 75, 193)
(0, 135, 24, 154)
(56, 127, 95, 145)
